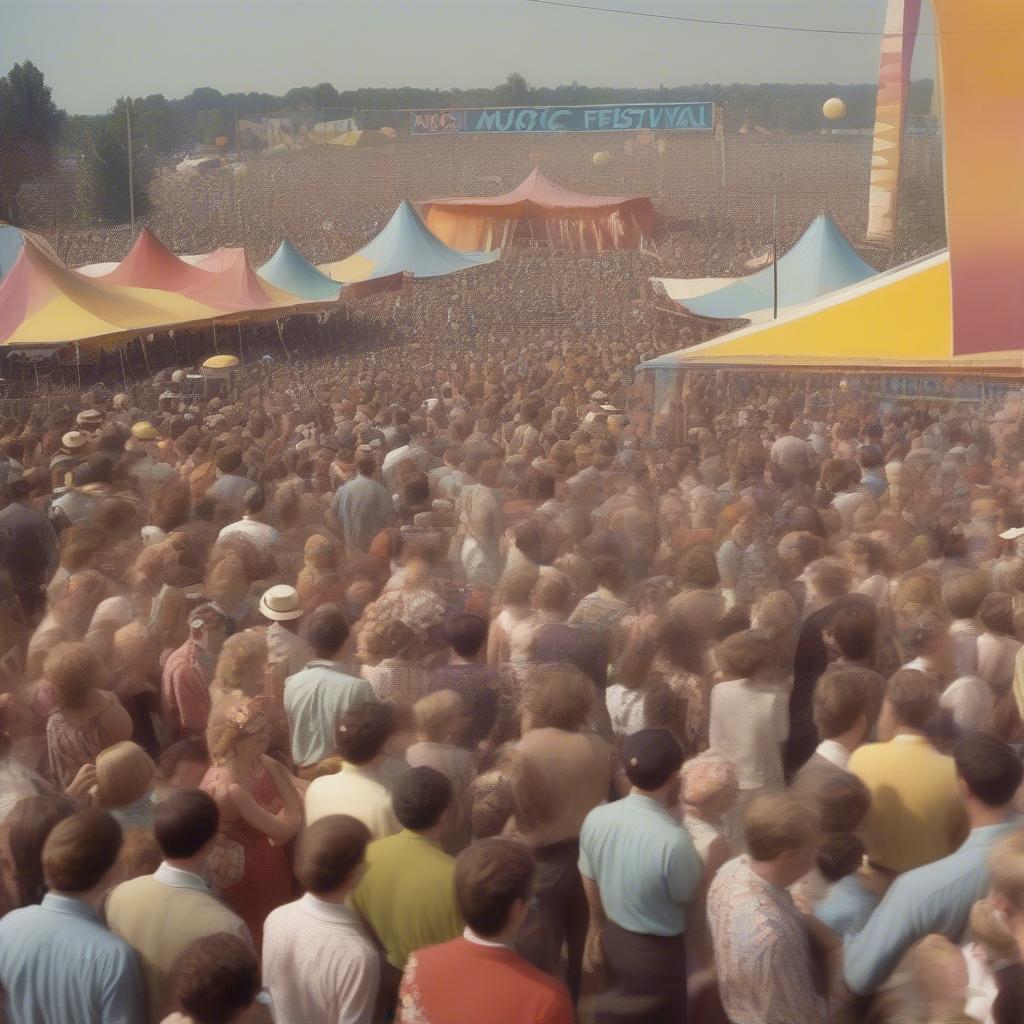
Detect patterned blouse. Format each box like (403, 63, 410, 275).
(707, 856, 829, 1024)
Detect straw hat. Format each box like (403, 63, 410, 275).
(131, 421, 158, 440)
(61, 430, 89, 450)
(258, 584, 303, 621)
(76, 409, 103, 429)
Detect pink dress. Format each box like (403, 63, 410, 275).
(200, 762, 293, 951)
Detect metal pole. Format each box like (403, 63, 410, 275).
(772, 182, 779, 320)
(125, 97, 135, 233)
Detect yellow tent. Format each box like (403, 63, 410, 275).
(640, 252, 1024, 378)
(0, 237, 225, 350)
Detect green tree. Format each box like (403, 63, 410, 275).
(194, 108, 229, 145)
(82, 102, 150, 224)
(0, 60, 66, 220)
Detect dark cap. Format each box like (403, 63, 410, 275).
(622, 729, 684, 791)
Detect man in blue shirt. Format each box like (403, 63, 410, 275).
(330, 452, 395, 554)
(579, 729, 701, 1023)
(844, 731, 1023, 996)
(284, 603, 375, 771)
(0, 809, 143, 1024)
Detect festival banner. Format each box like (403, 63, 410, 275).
(409, 102, 714, 136)
(866, 0, 922, 245)
(932, 0, 1024, 355)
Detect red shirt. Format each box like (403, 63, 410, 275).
(398, 936, 573, 1024)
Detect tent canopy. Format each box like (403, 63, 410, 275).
(421, 168, 655, 252)
(0, 237, 224, 350)
(640, 251, 1023, 376)
(319, 200, 498, 290)
(653, 216, 877, 323)
(78, 229, 330, 319)
(258, 240, 342, 301)
(1, 225, 61, 282)
(98, 227, 214, 292)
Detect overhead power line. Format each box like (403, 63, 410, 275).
(526, 0, 936, 38)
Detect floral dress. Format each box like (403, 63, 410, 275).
(200, 761, 293, 951)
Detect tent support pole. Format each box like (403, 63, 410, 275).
(75, 344, 82, 390)
(276, 320, 290, 360)
(238, 323, 245, 363)
(772, 183, 779, 320)
(212, 320, 219, 353)
(119, 346, 129, 392)
(140, 336, 153, 378)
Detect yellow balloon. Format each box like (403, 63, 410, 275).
(592, 150, 612, 168)
(823, 97, 847, 121)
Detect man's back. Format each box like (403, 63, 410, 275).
(352, 830, 462, 969)
(848, 735, 967, 873)
(579, 793, 701, 937)
(707, 856, 827, 1024)
(263, 894, 379, 1024)
(284, 661, 375, 768)
(843, 820, 1020, 995)
(398, 937, 573, 1024)
(0, 894, 142, 1024)
(106, 866, 248, 1023)
(333, 475, 392, 553)
(304, 763, 400, 837)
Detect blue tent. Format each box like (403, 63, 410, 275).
(653, 216, 877, 323)
(319, 200, 498, 287)
(0, 225, 27, 282)
(258, 240, 342, 301)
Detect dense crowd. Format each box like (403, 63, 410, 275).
(0, 309, 1022, 1024)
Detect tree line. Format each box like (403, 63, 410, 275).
(1, 64, 936, 228)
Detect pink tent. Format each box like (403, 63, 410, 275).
(421, 168, 655, 252)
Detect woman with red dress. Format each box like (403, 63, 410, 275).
(201, 695, 303, 951)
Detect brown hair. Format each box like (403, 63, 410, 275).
(169, 933, 260, 1024)
(455, 838, 535, 937)
(989, 829, 1024, 913)
(744, 793, 819, 862)
(941, 571, 989, 620)
(42, 810, 123, 893)
(44, 642, 104, 711)
(530, 570, 575, 615)
(294, 815, 370, 894)
(715, 629, 773, 680)
(211, 630, 268, 700)
(413, 690, 466, 743)
(5, 796, 72, 908)
(886, 668, 939, 731)
(812, 668, 870, 740)
(817, 773, 872, 833)
(525, 665, 594, 732)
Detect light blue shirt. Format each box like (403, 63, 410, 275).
(284, 659, 375, 766)
(0, 892, 143, 1024)
(844, 820, 1020, 994)
(813, 874, 878, 942)
(579, 793, 702, 937)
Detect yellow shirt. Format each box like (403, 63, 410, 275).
(848, 735, 967, 874)
(352, 829, 462, 968)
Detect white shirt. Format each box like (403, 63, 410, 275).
(949, 619, 983, 678)
(814, 739, 851, 771)
(708, 678, 789, 790)
(304, 763, 400, 838)
(218, 517, 281, 553)
(977, 632, 1022, 694)
(263, 893, 379, 1024)
(605, 684, 648, 737)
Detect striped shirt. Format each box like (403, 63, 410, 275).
(262, 893, 380, 1024)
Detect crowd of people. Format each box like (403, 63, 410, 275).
(0, 314, 1022, 1024)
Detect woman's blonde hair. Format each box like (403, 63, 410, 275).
(211, 629, 268, 700)
(94, 741, 156, 809)
(413, 690, 467, 743)
(206, 695, 268, 764)
(45, 642, 105, 711)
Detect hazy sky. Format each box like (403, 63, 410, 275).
(2, 0, 936, 115)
